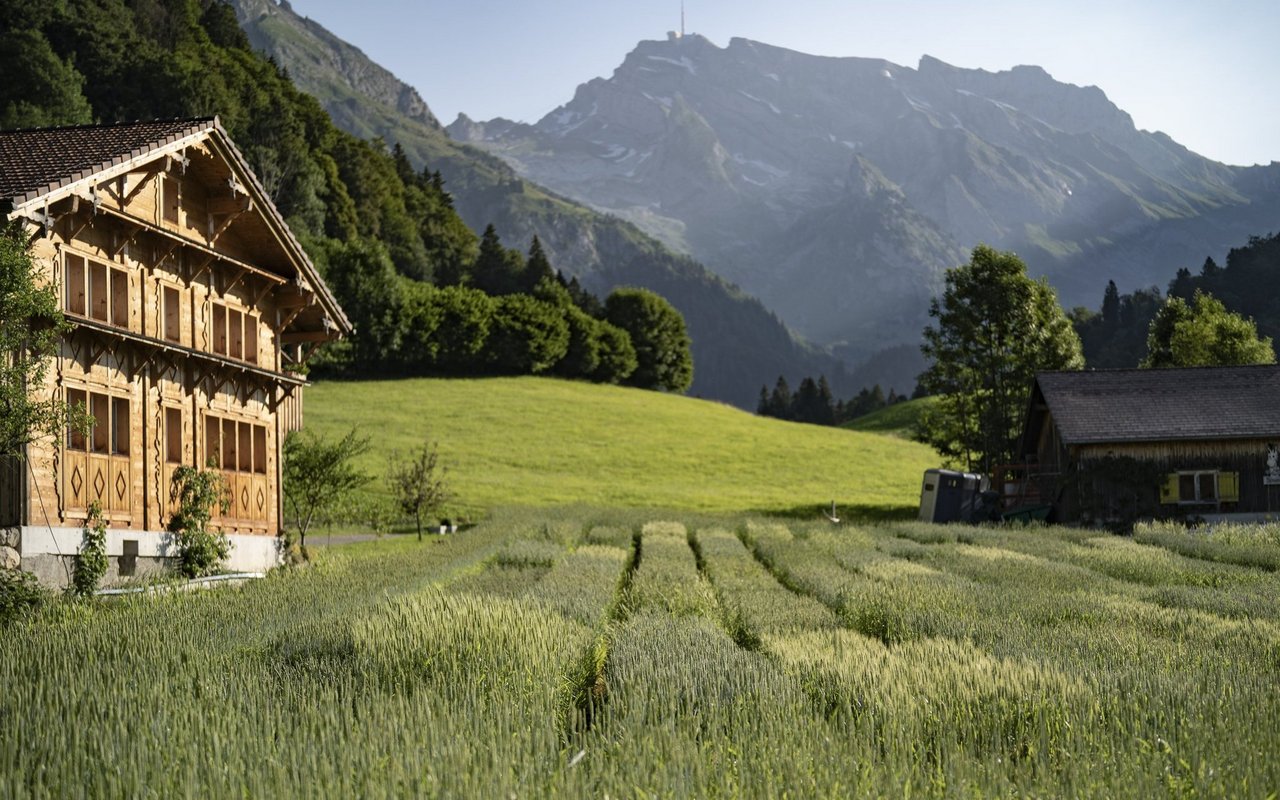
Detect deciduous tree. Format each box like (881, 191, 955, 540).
(388, 438, 450, 541)
(605, 288, 693, 393)
(918, 245, 1083, 472)
(0, 223, 89, 460)
(1142, 290, 1274, 368)
(282, 427, 371, 553)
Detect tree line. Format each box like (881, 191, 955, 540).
(756, 376, 912, 426)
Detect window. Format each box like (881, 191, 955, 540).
(208, 301, 257, 365)
(67, 390, 128, 457)
(165, 408, 182, 464)
(66, 389, 87, 450)
(163, 286, 180, 342)
(238, 423, 252, 472)
(1197, 473, 1217, 501)
(89, 260, 108, 322)
(229, 309, 243, 361)
(205, 416, 221, 469)
(204, 414, 269, 477)
(1165, 470, 1231, 505)
(110, 268, 129, 328)
(244, 314, 258, 365)
(90, 393, 109, 454)
(221, 419, 237, 470)
(65, 253, 131, 330)
(162, 176, 180, 224)
(253, 426, 266, 474)
(66, 255, 86, 315)
(212, 304, 227, 355)
(111, 397, 129, 455)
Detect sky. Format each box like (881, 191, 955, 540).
(290, 0, 1280, 167)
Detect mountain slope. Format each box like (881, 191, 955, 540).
(228, 0, 854, 408)
(452, 34, 1280, 352)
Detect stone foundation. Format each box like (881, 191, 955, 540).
(14, 526, 281, 589)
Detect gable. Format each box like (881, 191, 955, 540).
(0, 118, 349, 339)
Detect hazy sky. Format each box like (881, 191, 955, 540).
(290, 0, 1279, 167)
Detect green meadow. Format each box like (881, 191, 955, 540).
(841, 395, 937, 438)
(305, 377, 937, 517)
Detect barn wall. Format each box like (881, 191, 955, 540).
(1028, 410, 1280, 523)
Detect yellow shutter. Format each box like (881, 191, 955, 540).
(1159, 474, 1180, 504)
(1219, 471, 1240, 502)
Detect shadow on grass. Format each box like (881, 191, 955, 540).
(749, 502, 917, 523)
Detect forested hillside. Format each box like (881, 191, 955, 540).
(0, 1, 687, 390)
(0, 0, 845, 406)
(225, 0, 856, 407)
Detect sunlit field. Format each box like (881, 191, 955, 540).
(4, 510, 1278, 797)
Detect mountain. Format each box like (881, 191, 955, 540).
(450, 34, 1280, 356)
(227, 0, 857, 408)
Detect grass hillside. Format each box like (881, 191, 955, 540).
(304, 377, 938, 518)
(842, 396, 938, 438)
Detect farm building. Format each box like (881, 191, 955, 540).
(0, 118, 350, 585)
(1016, 365, 1280, 525)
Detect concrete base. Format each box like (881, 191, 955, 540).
(15, 526, 282, 589)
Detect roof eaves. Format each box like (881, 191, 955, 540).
(205, 120, 352, 336)
(5, 119, 218, 210)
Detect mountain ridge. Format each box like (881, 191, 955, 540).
(451, 33, 1280, 356)
(226, 0, 859, 408)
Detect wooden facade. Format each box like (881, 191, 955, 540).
(0, 119, 349, 583)
(1018, 367, 1280, 525)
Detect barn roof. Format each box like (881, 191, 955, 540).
(0, 119, 212, 206)
(0, 118, 350, 336)
(1031, 365, 1280, 446)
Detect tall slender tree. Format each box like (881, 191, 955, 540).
(918, 245, 1083, 472)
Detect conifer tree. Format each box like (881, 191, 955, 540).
(471, 224, 524, 295)
(768, 376, 792, 420)
(523, 236, 555, 293)
(1102, 280, 1120, 328)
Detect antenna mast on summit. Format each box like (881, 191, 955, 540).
(681, 1, 686, 37)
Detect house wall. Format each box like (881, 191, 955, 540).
(9, 148, 309, 585)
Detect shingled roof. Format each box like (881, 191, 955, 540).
(0, 118, 215, 207)
(1032, 365, 1280, 445)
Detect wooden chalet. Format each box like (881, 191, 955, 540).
(0, 118, 350, 584)
(1017, 365, 1280, 525)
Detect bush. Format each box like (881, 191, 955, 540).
(0, 567, 44, 626)
(70, 501, 108, 597)
(168, 466, 232, 578)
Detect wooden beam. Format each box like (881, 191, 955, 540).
(250, 279, 275, 307)
(120, 167, 161, 205)
(208, 196, 251, 216)
(222, 266, 248, 296)
(280, 331, 337, 345)
(206, 206, 247, 246)
(94, 205, 286, 286)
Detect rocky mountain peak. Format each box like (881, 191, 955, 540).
(226, 0, 442, 130)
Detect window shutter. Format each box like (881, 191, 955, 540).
(1159, 474, 1179, 504)
(1220, 472, 1240, 502)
